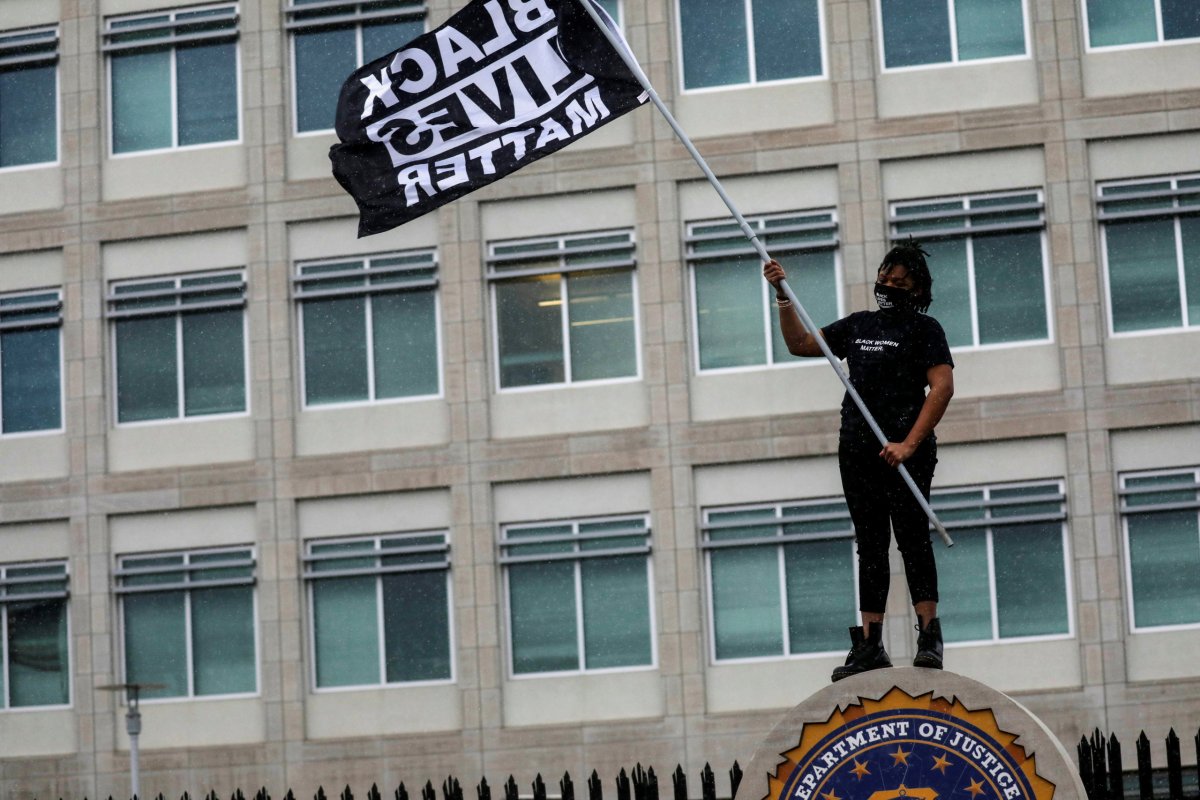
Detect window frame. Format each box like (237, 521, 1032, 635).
(700, 497, 857, 665)
(103, 3, 243, 158)
(499, 514, 657, 679)
(1097, 173, 1200, 338)
(1081, 0, 1200, 51)
(0, 288, 65, 437)
(674, 0, 828, 94)
(486, 229, 642, 393)
(285, 0, 426, 137)
(889, 189, 1053, 351)
(292, 249, 443, 410)
(1118, 466, 1200, 634)
(106, 269, 250, 427)
(875, 0, 1032, 73)
(0, 559, 71, 711)
(114, 546, 259, 703)
(302, 530, 455, 692)
(931, 479, 1074, 646)
(686, 209, 841, 374)
(0, 25, 61, 172)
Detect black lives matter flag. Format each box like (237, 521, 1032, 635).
(330, 0, 648, 236)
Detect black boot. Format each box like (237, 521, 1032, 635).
(831, 623, 892, 682)
(913, 617, 944, 669)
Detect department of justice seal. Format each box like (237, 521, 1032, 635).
(740, 669, 1084, 800)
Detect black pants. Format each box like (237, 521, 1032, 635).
(838, 439, 938, 614)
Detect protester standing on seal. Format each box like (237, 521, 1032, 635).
(762, 239, 954, 682)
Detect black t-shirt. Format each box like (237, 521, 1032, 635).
(822, 309, 953, 448)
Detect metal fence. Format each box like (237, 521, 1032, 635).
(41, 729, 1200, 800)
(1078, 729, 1200, 800)
(77, 762, 745, 800)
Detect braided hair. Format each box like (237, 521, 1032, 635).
(879, 237, 933, 313)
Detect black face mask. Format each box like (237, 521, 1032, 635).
(875, 282, 914, 311)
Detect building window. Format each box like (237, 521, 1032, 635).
(294, 250, 440, 407)
(487, 230, 639, 390)
(702, 499, 854, 661)
(104, 4, 240, 155)
(0, 27, 58, 169)
(678, 0, 823, 90)
(890, 191, 1049, 348)
(1097, 175, 1200, 335)
(501, 515, 653, 675)
(1119, 469, 1200, 630)
(286, 0, 424, 134)
(303, 531, 452, 689)
(1084, 0, 1200, 48)
(880, 0, 1027, 69)
(688, 210, 839, 372)
(107, 272, 247, 424)
(1, 290, 63, 434)
(1, 561, 69, 709)
(116, 548, 256, 699)
(933, 481, 1070, 643)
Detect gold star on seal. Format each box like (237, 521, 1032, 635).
(890, 747, 911, 766)
(932, 754, 952, 774)
(851, 760, 872, 779)
(965, 779, 986, 798)
(821, 790, 842, 800)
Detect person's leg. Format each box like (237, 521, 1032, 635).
(841, 445, 893, 618)
(832, 445, 894, 681)
(886, 441, 944, 667)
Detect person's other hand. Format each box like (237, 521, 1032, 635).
(880, 441, 917, 467)
(763, 259, 787, 287)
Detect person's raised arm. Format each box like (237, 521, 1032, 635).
(763, 259, 824, 357)
(880, 363, 954, 467)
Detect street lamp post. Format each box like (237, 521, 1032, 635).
(96, 682, 165, 799)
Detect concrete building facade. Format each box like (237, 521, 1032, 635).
(0, 0, 1199, 797)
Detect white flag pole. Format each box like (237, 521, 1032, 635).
(571, 0, 952, 546)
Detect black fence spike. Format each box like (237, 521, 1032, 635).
(700, 764, 715, 800)
(477, 777, 491, 800)
(342, 785, 355, 800)
(1166, 729, 1183, 800)
(208, 791, 222, 800)
(1094, 731, 1109, 800)
(1106, 735, 1122, 800)
(504, 776, 519, 800)
(1136, 732, 1153, 800)
(368, 784, 382, 800)
(616, 768, 631, 800)
(672, 766, 686, 800)
(532, 774, 547, 800)
(1078, 736, 1095, 800)
(395, 785, 409, 800)
(729, 762, 743, 800)
(444, 777, 463, 800)
(234, 790, 247, 800)
(422, 780, 437, 800)
(560, 771, 574, 800)
(587, 770, 602, 800)
(315, 786, 328, 800)
(256, 789, 271, 800)
(285, 791, 297, 800)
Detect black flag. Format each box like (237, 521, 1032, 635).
(329, 0, 648, 237)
